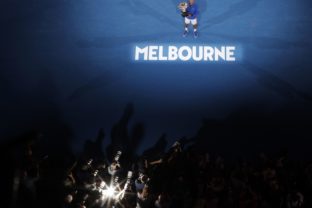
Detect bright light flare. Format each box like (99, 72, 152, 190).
(102, 186, 116, 198)
(100, 181, 127, 208)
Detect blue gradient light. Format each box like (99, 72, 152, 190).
(1, 0, 312, 153)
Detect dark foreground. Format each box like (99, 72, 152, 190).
(2, 109, 312, 208)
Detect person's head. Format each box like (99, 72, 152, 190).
(172, 141, 182, 152)
(64, 194, 73, 204)
(189, 0, 195, 5)
(111, 161, 120, 171)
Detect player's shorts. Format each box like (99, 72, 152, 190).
(185, 17, 197, 25)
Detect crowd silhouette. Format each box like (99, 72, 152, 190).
(2, 104, 312, 208)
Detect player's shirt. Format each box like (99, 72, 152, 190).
(186, 3, 198, 19)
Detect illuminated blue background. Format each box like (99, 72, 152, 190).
(1, 0, 312, 154)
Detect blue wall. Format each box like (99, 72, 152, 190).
(1, 0, 312, 154)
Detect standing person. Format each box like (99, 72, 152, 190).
(179, 0, 199, 38)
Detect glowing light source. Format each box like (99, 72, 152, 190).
(102, 186, 116, 198)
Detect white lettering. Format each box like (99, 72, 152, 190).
(226, 46, 236, 61)
(178, 46, 192, 61)
(148, 46, 158, 60)
(134, 45, 237, 62)
(168, 46, 178, 61)
(135, 46, 148, 60)
(159, 46, 168, 61)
